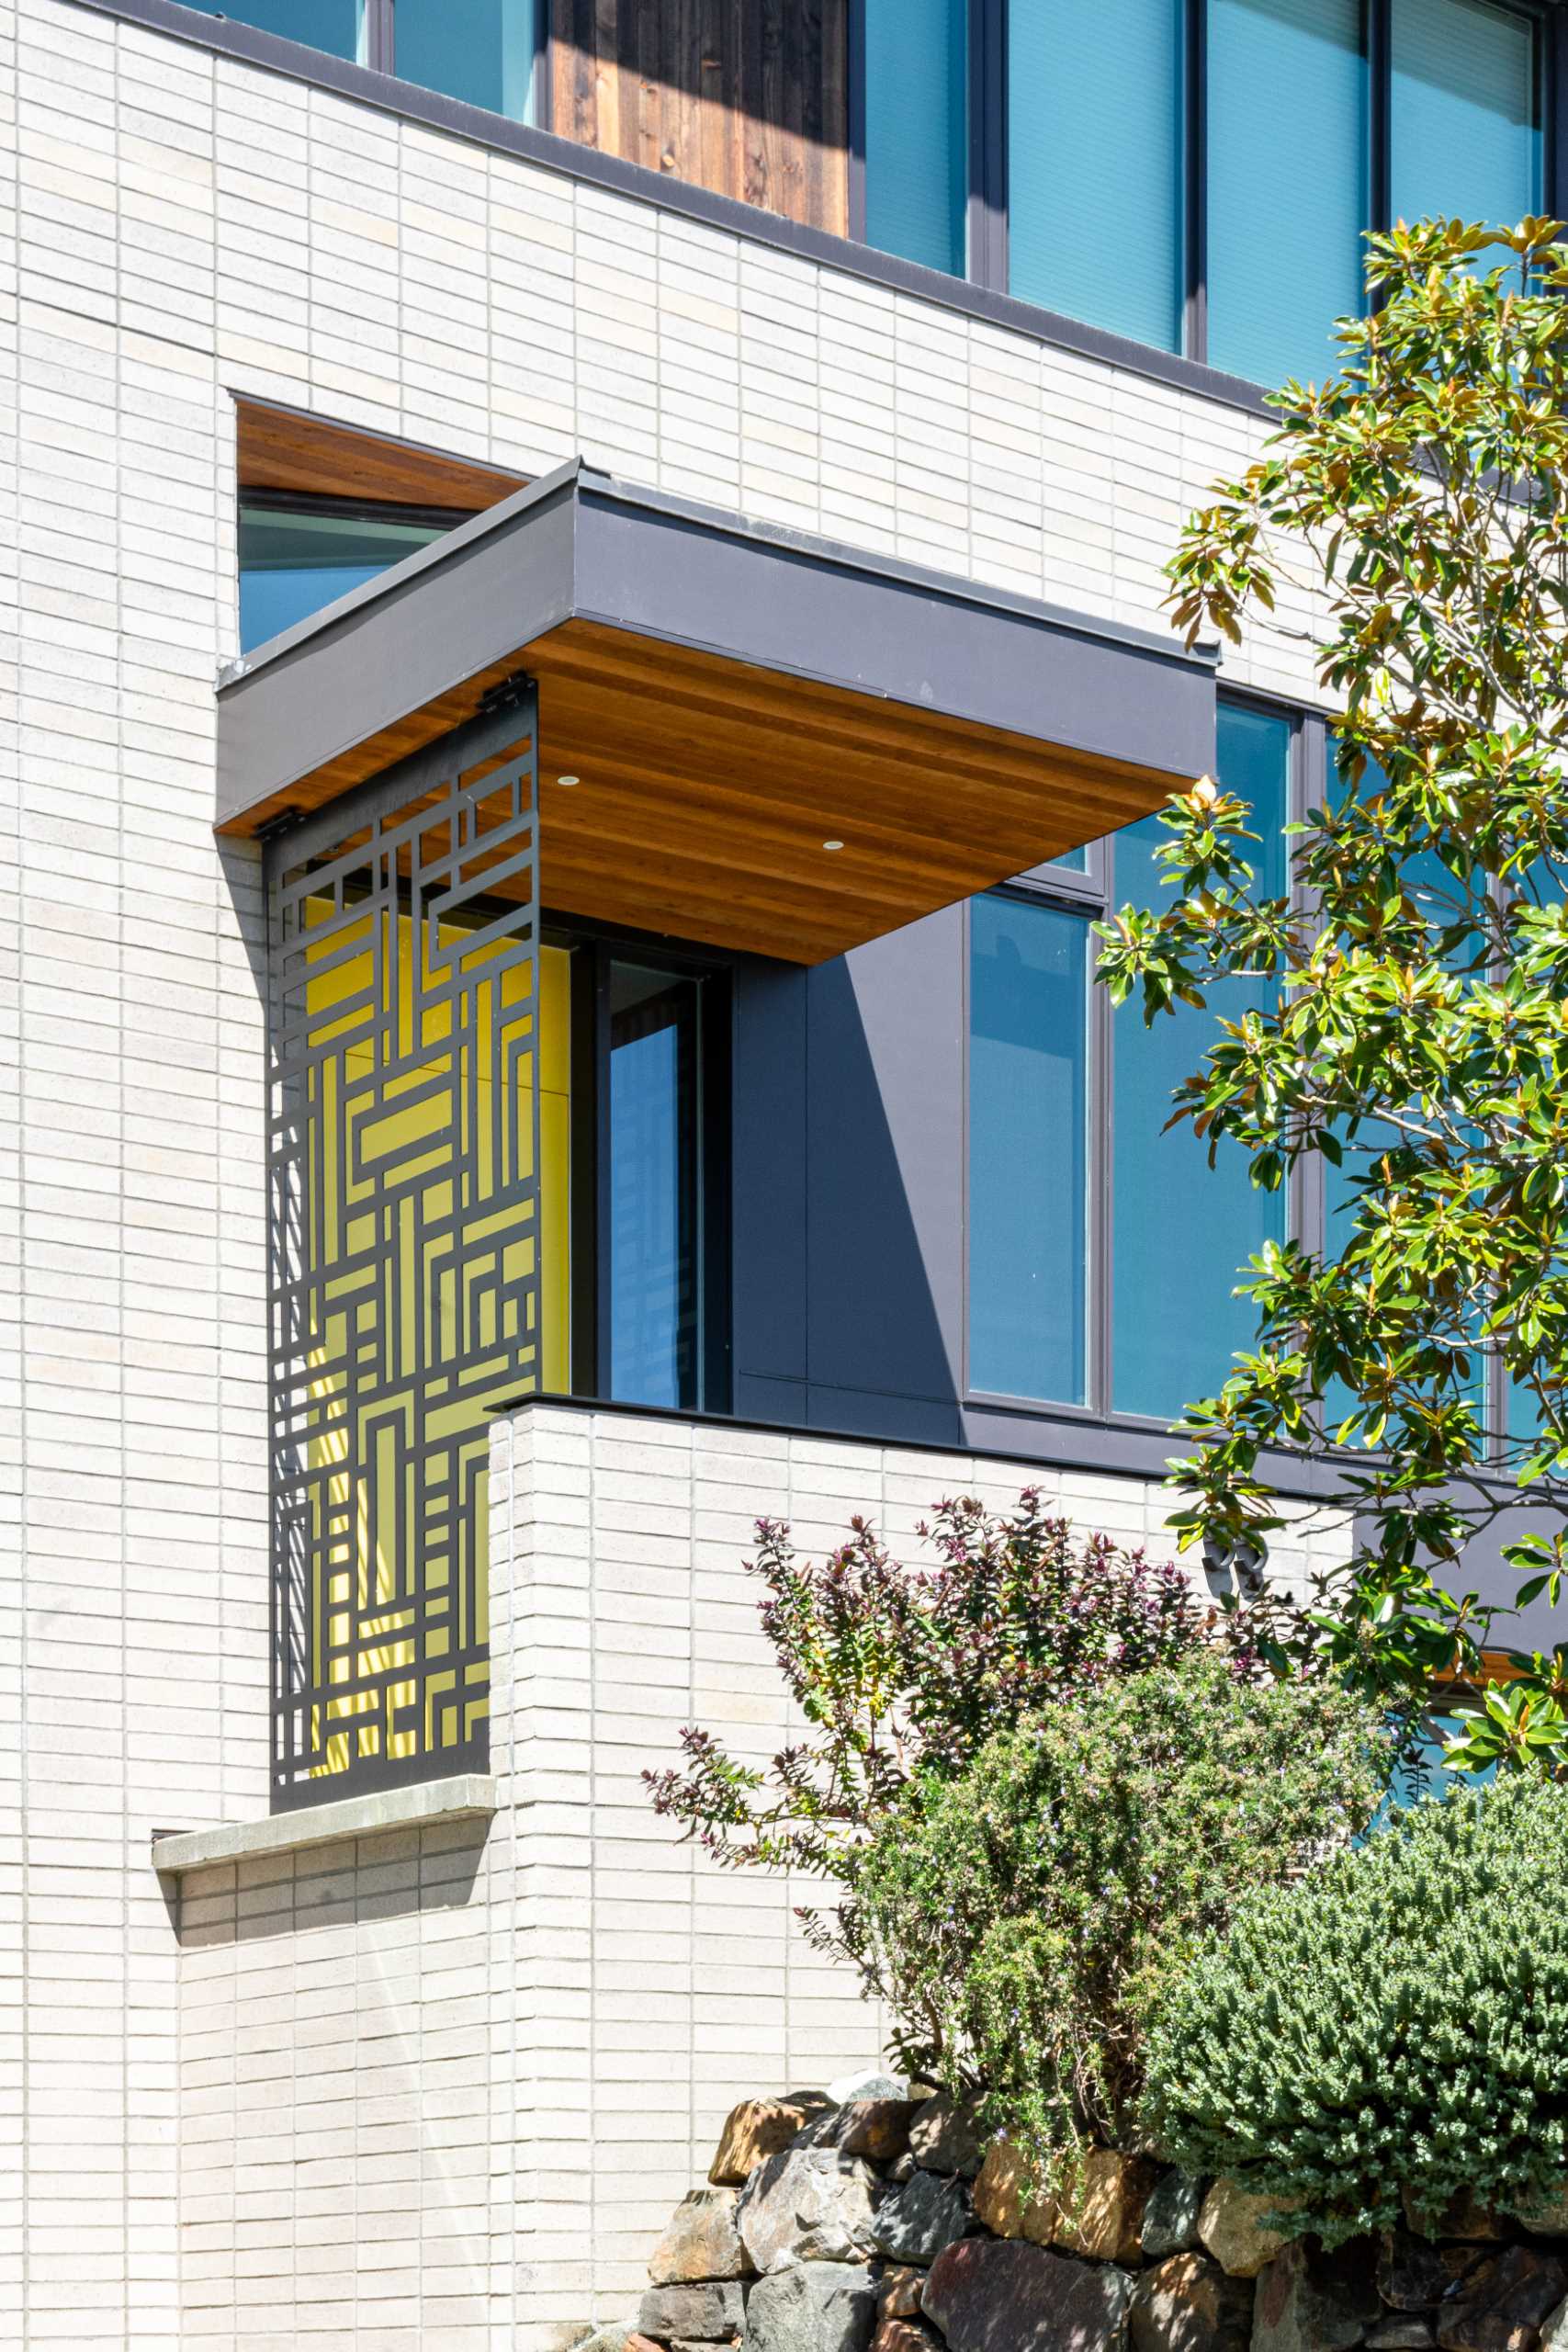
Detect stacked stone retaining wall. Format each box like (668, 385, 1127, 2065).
(575, 2082, 1568, 2352)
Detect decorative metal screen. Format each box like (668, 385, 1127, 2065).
(265, 693, 542, 1808)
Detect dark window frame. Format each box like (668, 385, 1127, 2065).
(550, 919, 734, 1420)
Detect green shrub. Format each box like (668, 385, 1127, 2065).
(646, 1493, 1231, 1982)
(1142, 1774, 1568, 2245)
(854, 1652, 1387, 2198)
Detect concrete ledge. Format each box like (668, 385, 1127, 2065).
(150, 1774, 499, 1874)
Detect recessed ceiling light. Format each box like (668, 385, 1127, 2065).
(822, 839, 845, 852)
(557, 773, 581, 787)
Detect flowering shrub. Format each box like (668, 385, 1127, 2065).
(853, 1654, 1386, 2196)
(1142, 1773, 1568, 2245)
(645, 1491, 1226, 1977)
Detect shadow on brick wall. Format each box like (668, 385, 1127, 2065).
(171, 1818, 490, 1950)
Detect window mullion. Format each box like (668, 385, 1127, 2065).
(1091, 836, 1115, 1419)
(970, 0, 1009, 291)
(1186, 0, 1207, 364)
(1369, 0, 1392, 238)
(365, 0, 395, 75)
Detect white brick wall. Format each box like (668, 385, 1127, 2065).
(167, 1405, 1345, 2352)
(0, 2, 1340, 2343)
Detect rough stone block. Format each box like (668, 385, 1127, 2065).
(1378, 2230, 1483, 2312)
(908, 2094, 988, 2180)
(1435, 2245, 1568, 2352)
(1198, 2180, 1294, 2278)
(636, 2280, 747, 2342)
(744, 2261, 879, 2352)
(871, 2323, 942, 2352)
(878, 2267, 926, 2320)
(800, 2099, 919, 2165)
(709, 2094, 831, 2188)
(649, 2188, 752, 2285)
(1253, 2236, 1382, 2352)
(922, 2235, 1134, 2352)
(1129, 2252, 1253, 2352)
(1404, 2190, 1506, 2245)
(1055, 2152, 1162, 2265)
(1143, 2172, 1206, 2261)
(738, 2144, 881, 2274)
(1509, 2183, 1568, 2240)
(868, 2169, 972, 2267)
(971, 2139, 1055, 2245)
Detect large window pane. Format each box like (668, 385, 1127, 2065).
(395, 0, 537, 122)
(1207, 0, 1367, 388)
(608, 964, 703, 1410)
(968, 894, 1089, 1404)
(1111, 703, 1289, 1421)
(864, 0, 967, 275)
(239, 505, 450, 651)
(1008, 0, 1183, 354)
(184, 0, 362, 58)
(1392, 0, 1540, 232)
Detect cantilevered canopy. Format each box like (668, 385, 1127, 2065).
(217, 459, 1217, 965)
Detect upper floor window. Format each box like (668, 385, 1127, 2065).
(966, 695, 1292, 1426)
(186, 0, 541, 119)
(184, 0, 1544, 390)
(866, 0, 1544, 384)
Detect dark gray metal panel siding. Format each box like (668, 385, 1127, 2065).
(215, 475, 580, 827)
(804, 908, 964, 1416)
(575, 492, 1216, 783)
(731, 909, 967, 1432)
(731, 962, 810, 1385)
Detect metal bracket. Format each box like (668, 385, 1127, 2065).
(478, 667, 538, 718)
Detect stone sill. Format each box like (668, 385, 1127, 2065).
(150, 1774, 499, 1874)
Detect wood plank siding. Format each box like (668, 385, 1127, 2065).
(548, 0, 850, 234)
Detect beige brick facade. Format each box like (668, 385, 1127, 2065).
(0, 2, 1335, 2345)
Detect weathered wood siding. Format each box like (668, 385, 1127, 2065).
(548, 0, 850, 235)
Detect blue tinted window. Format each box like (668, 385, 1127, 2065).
(1393, 0, 1540, 232)
(864, 0, 967, 274)
(1207, 0, 1367, 388)
(1111, 704, 1290, 1421)
(239, 506, 448, 650)
(1008, 0, 1183, 352)
(395, 0, 537, 121)
(184, 0, 362, 58)
(969, 894, 1089, 1404)
(609, 965, 702, 1411)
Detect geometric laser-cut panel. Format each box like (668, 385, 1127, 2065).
(265, 691, 541, 1809)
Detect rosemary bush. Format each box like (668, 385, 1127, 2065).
(1143, 1774, 1568, 2244)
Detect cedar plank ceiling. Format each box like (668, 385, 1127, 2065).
(236, 400, 525, 512)
(228, 619, 1187, 967)
(550, 0, 850, 234)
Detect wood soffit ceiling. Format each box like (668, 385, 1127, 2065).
(236, 398, 526, 513)
(225, 617, 1190, 965)
(220, 457, 1213, 966)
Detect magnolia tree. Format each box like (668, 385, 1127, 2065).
(1097, 216, 1568, 1770)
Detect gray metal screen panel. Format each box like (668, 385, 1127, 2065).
(265, 694, 542, 1809)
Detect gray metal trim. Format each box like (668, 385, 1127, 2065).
(63, 0, 1276, 422)
(218, 462, 1218, 831)
(494, 1387, 1353, 1506)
